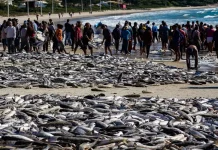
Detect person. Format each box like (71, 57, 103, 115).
(199, 22, 205, 50)
(192, 26, 201, 52)
(168, 26, 174, 50)
(127, 22, 133, 53)
(83, 23, 94, 55)
(42, 22, 49, 52)
(13, 20, 20, 53)
(5, 21, 16, 54)
(138, 23, 146, 56)
(132, 22, 138, 50)
(55, 24, 67, 54)
(186, 25, 193, 45)
(58, 13, 61, 19)
(36, 14, 39, 21)
(213, 25, 218, 58)
(33, 20, 38, 32)
(206, 25, 214, 53)
(186, 45, 198, 70)
(152, 22, 158, 43)
(101, 24, 112, 56)
(178, 25, 186, 59)
(0, 20, 7, 51)
(49, 12, 51, 18)
(172, 24, 181, 61)
(144, 27, 153, 58)
(121, 26, 131, 55)
(20, 21, 28, 52)
(112, 24, 121, 53)
(64, 19, 72, 46)
(26, 21, 36, 52)
(71, 24, 75, 51)
(74, 21, 84, 54)
(160, 21, 169, 52)
(146, 21, 151, 28)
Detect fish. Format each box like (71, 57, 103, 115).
(0, 92, 216, 149)
(0, 53, 216, 91)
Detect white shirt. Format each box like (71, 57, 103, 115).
(5, 26, 16, 38)
(20, 27, 27, 37)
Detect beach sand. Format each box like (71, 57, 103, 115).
(1, 83, 218, 99)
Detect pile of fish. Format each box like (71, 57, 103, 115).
(0, 94, 218, 149)
(0, 53, 218, 89)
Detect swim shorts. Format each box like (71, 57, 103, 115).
(105, 40, 111, 48)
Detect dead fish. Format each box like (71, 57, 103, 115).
(123, 94, 141, 98)
(91, 88, 106, 92)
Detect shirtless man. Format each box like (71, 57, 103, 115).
(186, 45, 198, 70)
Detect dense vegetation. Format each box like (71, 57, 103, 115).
(0, 0, 218, 16)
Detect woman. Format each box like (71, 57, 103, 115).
(0, 20, 7, 51)
(143, 27, 153, 58)
(26, 21, 36, 52)
(55, 24, 67, 54)
(206, 25, 215, 53)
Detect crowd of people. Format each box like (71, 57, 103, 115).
(0, 17, 218, 69)
(0, 18, 96, 55)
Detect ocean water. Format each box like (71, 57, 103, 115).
(81, 7, 218, 27)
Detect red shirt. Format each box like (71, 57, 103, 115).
(74, 27, 82, 41)
(180, 29, 186, 37)
(207, 29, 215, 37)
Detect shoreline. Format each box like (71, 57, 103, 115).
(0, 5, 218, 24)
